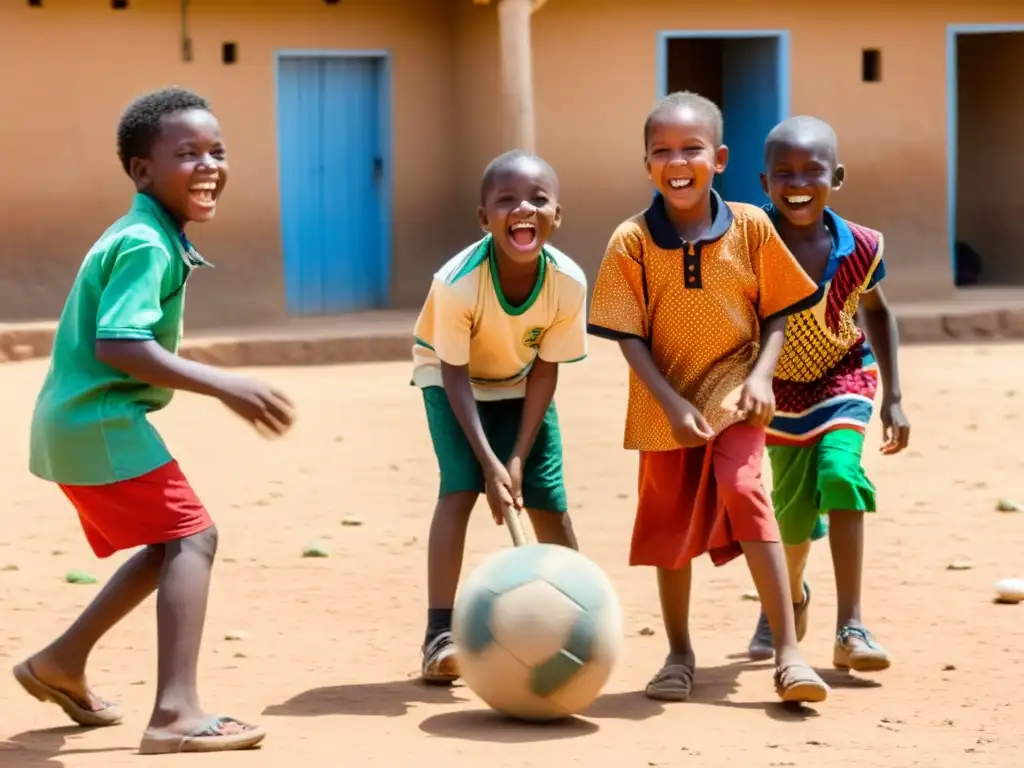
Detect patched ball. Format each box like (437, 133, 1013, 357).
(452, 543, 623, 721)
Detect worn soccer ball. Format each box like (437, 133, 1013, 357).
(452, 543, 623, 721)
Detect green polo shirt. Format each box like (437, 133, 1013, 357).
(30, 193, 206, 486)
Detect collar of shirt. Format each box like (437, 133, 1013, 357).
(131, 193, 215, 270)
(763, 204, 853, 285)
(643, 188, 735, 250)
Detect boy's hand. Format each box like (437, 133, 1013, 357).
(484, 463, 517, 525)
(664, 394, 714, 448)
(506, 455, 526, 512)
(218, 374, 296, 437)
(737, 372, 775, 427)
(880, 399, 910, 455)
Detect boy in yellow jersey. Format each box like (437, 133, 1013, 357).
(411, 150, 587, 683)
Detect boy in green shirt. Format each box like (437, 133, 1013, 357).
(14, 87, 294, 755)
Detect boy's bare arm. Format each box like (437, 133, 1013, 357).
(96, 340, 293, 435)
(859, 285, 909, 453)
(750, 315, 788, 380)
(510, 358, 558, 464)
(858, 287, 902, 404)
(440, 361, 502, 474)
(618, 338, 712, 444)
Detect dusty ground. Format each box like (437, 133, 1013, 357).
(0, 339, 1021, 767)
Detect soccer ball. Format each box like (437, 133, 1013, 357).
(452, 543, 623, 721)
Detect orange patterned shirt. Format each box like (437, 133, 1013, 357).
(588, 192, 821, 452)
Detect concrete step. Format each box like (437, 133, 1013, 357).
(3, 301, 1024, 367)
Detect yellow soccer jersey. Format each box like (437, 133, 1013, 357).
(412, 236, 588, 401)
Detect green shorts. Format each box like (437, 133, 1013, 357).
(421, 386, 567, 513)
(768, 429, 876, 546)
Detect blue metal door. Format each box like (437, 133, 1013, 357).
(719, 37, 781, 206)
(277, 55, 388, 315)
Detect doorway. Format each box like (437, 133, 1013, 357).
(657, 31, 789, 206)
(948, 26, 1024, 287)
(275, 51, 392, 316)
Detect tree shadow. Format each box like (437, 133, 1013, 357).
(263, 679, 468, 718)
(418, 709, 599, 744)
(1, 725, 135, 767)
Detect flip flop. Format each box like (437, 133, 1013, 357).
(774, 661, 829, 704)
(644, 661, 695, 702)
(13, 661, 123, 727)
(138, 716, 266, 755)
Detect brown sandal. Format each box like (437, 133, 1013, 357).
(645, 661, 695, 702)
(774, 662, 829, 704)
(13, 661, 123, 727)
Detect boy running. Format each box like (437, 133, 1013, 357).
(412, 150, 587, 683)
(16, 87, 294, 754)
(746, 116, 910, 670)
(588, 92, 829, 704)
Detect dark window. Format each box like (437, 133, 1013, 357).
(862, 49, 881, 83)
(222, 42, 237, 65)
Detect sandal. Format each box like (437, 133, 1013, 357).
(645, 660, 695, 702)
(138, 715, 265, 755)
(774, 661, 829, 704)
(13, 660, 123, 727)
(833, 624, 891, 672)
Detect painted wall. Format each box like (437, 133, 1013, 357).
(454, 0, 1024, 304)
(0, 0, 463, 328)
(6, 0, 1024, 327)
(956, 32, 1024, 285)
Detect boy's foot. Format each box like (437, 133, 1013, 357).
(747, 581, 811, 661)
(774, 661, 829, 704)
(833, 624, 891, 672)
(421, 631, 459, 684)
(644, 652, 696, 702)
(139, 715, 265, 754)
(13, 659, 123, 727)
(747, 612, 774, 661)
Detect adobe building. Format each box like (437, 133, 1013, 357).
(1, 0, 1021, 330)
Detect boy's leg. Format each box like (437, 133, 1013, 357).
(817, 431, 890, 671)
(16, 544, 164, 726)
(714, 424, 827, 703)
(627, 448, 700, 701)
(420, 387, 487, 683)
(747, 443, 824, 659)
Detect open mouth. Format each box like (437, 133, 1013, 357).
(784, 194, 813, 209)
(508, 220, 538, 250)
(188, 180, 218, 207)
(668, 178, 694, 190)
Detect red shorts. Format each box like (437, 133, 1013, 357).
(59, 461, 214, 558)
(631, 422, 780, 569)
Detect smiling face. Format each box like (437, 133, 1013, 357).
(761, 135, 844, 228)
(478, 157, 561, 265)
(645, 105, 728, 215)
(129, 108, 228, 227)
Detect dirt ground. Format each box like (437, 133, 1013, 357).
(0, 339, 1021, 767)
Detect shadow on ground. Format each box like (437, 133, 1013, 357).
(263, 678, 468, 718)
(1, 725, 134, 767)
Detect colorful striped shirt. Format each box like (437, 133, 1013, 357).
(765, 206, 886, 447)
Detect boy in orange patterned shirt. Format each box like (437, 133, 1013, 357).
(589, 92, 829, 704)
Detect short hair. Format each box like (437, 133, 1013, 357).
(644, 91, 724, 149)
(764, 115, 839, 166)
(480, 149, 559, 205)
(116, 86, 211, 175)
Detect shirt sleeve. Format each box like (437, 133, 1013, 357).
(415, 279, 473, 366)
(864, 233, 887, 292)
(538, 281, 588, 364)
(587, 222, 648, 341)
(96, 237, 172, 340)
(749, 210, 822, 320)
